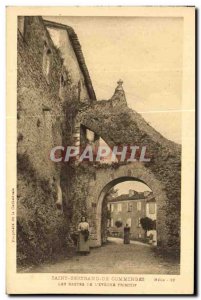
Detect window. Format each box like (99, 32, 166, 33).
(43, 110, 52, 129)
(117, 203, 122, 212)
(111, 204, 114, 212)
(43, 42, 52, 84)
(127, 203, 132, 212)
(55, 179, 63, 211)
(86, 129, 95, 143)
(137, 217, 141, 227)
(149, 202, 156, 214)
(137, 201, 141, 211)
(111, 218, 114, 227)
(126, 218, 131, 227)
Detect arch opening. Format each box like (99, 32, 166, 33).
(79, 124, 118, 164)
(98, 177, 157, 247)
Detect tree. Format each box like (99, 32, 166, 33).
(106, 187, 119, 201)
(140, 217, 156, 237)
(115, 220, 123, 228)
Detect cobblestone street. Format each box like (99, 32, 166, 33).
(28, 238, 179, 274)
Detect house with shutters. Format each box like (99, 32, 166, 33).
(107, 189, 157, 242)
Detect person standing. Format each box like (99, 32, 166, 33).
(123, 223, 130, 244)
(77, 216, 90, 255)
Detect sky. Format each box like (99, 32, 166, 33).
(114, 181, 151, 195)
(45, 16, 183, 144)
(45, 16, 183, 194)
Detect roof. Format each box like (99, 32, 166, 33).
(43, 19, 96, 101)
(108, 192, 155, 203)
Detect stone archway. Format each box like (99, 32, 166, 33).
(75, 84, 181, 254)
(86, 162, 168, 249)
(98, 177, 153, 246)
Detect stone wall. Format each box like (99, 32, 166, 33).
(17, 16, 93, 265)
(76, 88, 181, 256)
(46, 26, 89, 102)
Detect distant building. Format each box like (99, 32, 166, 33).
(107, 190, 156, 241)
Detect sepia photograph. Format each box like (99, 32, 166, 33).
(6, 6, 195, 294)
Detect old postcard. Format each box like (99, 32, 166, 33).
(6, 6, 195, 294)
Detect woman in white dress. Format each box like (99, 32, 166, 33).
(77, 216, 90, 255)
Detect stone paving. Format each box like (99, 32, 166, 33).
(27, 238, 179, 274)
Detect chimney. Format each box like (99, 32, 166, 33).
(129, 189, 134, 197)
